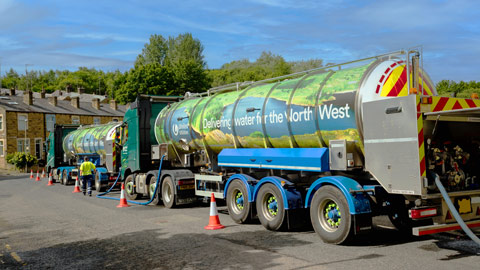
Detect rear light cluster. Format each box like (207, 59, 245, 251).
(409, 207, 438, 219)
(177, 180, 194, 186)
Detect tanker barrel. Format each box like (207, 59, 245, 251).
(154, 50, 436, 168)
(62, 122, 121, 161)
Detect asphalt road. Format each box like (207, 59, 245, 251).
(0, 173, 479, 270)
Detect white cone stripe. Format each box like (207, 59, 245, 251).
(210, 201, 218, 216)
(120, 188, 125, 199)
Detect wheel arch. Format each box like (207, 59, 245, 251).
(224, 174, 257, 203)
(253, 176, 303, 210)
(305, 176, 371, 215)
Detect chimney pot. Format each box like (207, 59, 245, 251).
(9, 88, 16, 96)
(23, 90, 33, 105)
(71, 96, 79, 108)
(41, 89, 46, 98)
(77, 87, 84, 94)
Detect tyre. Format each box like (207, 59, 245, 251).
(95, 171, 106, 192)
(161, 176, 176, 208)
(124, 174, 139, 200)
(226, 179, 252, 224)
(310, 185, 353, 244)
(61, 170, 69, 185)
(148, 175, 161, 205)
(256, 183, 286, 231)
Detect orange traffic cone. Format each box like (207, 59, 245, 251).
(117, 183, 130, 208)
(204, 193, 225, 230)
(72, 177, 82, 193)
(41, 169, 46, 178)
(47, 173, 54, 186)
(30, 170, 34, 179)
(35, 171, 41, 181)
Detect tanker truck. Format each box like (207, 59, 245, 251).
(46, 124, 80, 184)
(148, 49, 480, 244)
(115, 95, 197, 206)
(62, 122, 122, 191)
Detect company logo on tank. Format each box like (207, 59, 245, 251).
(172, 123, 189, 136)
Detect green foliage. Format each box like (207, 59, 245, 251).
(135, 34, 168, 67)
(436, 79, 480, 97)
(207, 51, 325, 88)
(116, 63, 174, 103)
(6, 152, 38, 171)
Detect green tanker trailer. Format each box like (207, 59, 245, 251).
(62, 122, 122, 191)
(146, 50, 480, 244)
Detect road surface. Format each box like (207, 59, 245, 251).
(0, 173, 479, 269)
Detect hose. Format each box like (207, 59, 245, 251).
(434, 173, 480, 246)
(96, 155, 165, 206)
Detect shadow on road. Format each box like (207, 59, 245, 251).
(0, 175, 29, 181)
(14, 229, 313, 269)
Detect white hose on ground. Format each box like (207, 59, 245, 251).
(434, 174, 480, 246)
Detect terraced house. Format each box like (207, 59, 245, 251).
(0, 88, 127, 169)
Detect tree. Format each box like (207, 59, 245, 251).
(208, 51, 293, 87)
(135, 34, 168, 67)
(1, 68, 20, 89)
(117, 63, 174, 103)
(165, 33, 210, 93)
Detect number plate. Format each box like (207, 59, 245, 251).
(179, 184, 194, 190)
(455, 197, 472, 214)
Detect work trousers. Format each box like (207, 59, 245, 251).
(81, 174, 94, 195)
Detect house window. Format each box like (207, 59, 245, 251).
(17, 138, 30, 153)
(0, 115, 3, 131)
(0, 140, 4, 157)
(93, 117, 101, 125)
(35, 138, 42, 159)
(46, 114, 56, 133)
(18, 114, 28, 131)
(112, 117, 119, 122)
(72, 116, 80, 124)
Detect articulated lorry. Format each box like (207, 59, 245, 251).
(116, 96, 197, 207)
(46, 124, 80, 184)
(144, 49, 480, 244)
(46, 122, 122, 191)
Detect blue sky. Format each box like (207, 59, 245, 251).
(0, 0, 479, 83)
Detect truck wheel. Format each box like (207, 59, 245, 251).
(124, 174, 139, 200)
(256, 183, 286, 231)
(310, 185, 353, 244)
(62, 170, 69, 185)
(226, 179, 252, 224)
(162, 176, 176, 208)
(95, 171, 105, 192)
(149, 176, 161, 205)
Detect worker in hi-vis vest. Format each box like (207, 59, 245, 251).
(79, 157, 96, 196)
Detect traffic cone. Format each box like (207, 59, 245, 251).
(204, 193, 225, 230)
(30, 170, 34, 179)
(41, 169, 46, 178)
(117, 183, 130, 208)
(72, 177, 82, 193)
(35, 171, 41, 181)
(47, 173, 54, 186)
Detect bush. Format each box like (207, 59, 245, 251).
(5, 152, 38, 171)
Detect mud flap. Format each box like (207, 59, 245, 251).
(353, 213, 372, 235)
